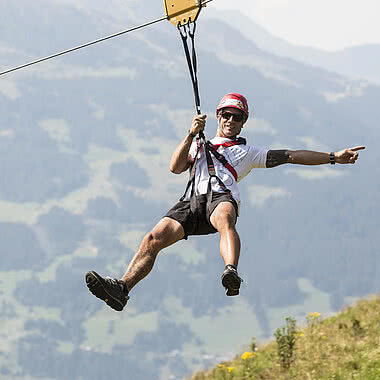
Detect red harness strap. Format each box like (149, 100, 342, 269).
(207, 137, 246, 181)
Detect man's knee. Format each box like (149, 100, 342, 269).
(143, 218, 184, 250)
(217, 215, 237, 231)
(143, 230, 165, 251)
(211, 202, 237, 231)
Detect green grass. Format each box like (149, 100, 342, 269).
(187, 295, 380, 380)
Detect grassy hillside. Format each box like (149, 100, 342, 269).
(188, 296, 380, 380)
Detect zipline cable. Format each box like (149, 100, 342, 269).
(0, 0, 213, 77)
(0, 16, 167, 77)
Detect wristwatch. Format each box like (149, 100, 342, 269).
(330, 152, 336, 165)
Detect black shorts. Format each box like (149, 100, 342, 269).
(164, 192, 238, 239)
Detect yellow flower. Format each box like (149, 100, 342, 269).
(241, 351, 255, 360)
(227, 367, 234, 373)
(297, 332, 305, 338)
(308, 312, 321, 318)
(217, 364, 225, 368)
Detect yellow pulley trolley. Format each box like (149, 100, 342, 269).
(164, 0, 202, 27)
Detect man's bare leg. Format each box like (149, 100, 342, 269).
(210, 202, 240, 267)
(210, 201, 242, 296)
(86, 217, 184, 310)
(120, 217, 185, 291)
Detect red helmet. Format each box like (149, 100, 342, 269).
(216, 93, 249, 121)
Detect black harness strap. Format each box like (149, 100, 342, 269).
(178, 21, 201, 116)
(204, 141, 232, 221)
(179, 138, 201, 206)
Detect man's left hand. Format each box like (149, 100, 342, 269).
(335, 146, 366, 164)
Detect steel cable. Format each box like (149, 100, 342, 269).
(0, 16, 167, 76)
(0, 0, 214, 77)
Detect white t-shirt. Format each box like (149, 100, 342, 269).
(185, 136, 268, 209)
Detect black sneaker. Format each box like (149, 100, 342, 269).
(85, 271, 129, 311)
(221, 265, 242, 296)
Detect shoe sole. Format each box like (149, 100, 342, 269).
(85, 271, 125, 311)
(221, 271, 241, 296)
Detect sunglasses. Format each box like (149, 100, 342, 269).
(221, 111, 245, 122)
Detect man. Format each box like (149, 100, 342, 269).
(85, 93, 365, 311)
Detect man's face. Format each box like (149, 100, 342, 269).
(216, 107, 245, 138)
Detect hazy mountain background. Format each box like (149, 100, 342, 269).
(208, 8, 380, 85)
(0, 1, 378, 379)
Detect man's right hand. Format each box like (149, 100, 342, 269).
(189, 114, 207, 137)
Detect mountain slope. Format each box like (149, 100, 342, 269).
(189, 296, 380, 379)
(207, 9, 380, 85)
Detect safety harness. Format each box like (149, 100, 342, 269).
(179, 136, 247, 219)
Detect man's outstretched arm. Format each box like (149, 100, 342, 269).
(266, 146, 365, 168)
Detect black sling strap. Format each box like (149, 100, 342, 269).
(178, 21, 201, 117)
(178, 20, 246, 219)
